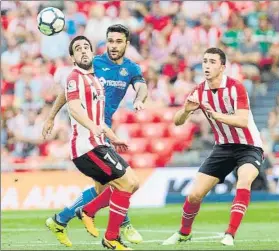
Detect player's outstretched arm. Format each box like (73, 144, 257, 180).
(68, 99, 103, 137)
(133, 82, 148, 111)
(42, 89, 67, 139)
(204, 103, 249, 128)
(174, 96, 199, 126)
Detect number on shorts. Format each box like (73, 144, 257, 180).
(104, 152, 123, 170)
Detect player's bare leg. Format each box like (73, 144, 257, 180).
(163, 173, 219, 245)
(222, 164, 259, 246)
(78, 167, 139, 250)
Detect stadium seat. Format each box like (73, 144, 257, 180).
(166, 122, 196, 140)
(119, 153, 132, 166)
(147, 138, 174, 156)
(112, 109, 136, 125)
(134, 109, 155, 123)
(127, 138, 149, 154)
(154, 107, 180, 123)
(167, 122, 197, 152)
(147, 138, 175, 166)
(140, 123, 169, 138)
(131, 153, 158, 169)
(117, 123, 141, 138)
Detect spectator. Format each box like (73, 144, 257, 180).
(40, 29, 70, 60)
(20, 31, 41, 59)
(1, 36, 21, 67)
(145, 67, 171, 108)
(172, 67, 196, 105)
(64, 1, 87, 38)
(168, 16, 194, 56)
(161, 52, 187, 83)
(254, 15, 279, 56)
(268, 2, 279, 32)
(84, 4, 112, 47)
(14, 65, 44, 107)
(221, 13, 245, 49)
(9, 109, 44, 158)
(193, 14, 221, 49)
(46, 128, 70, 161)
(237, 27, 262, 96)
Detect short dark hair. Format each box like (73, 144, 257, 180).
(106, 24, 130, 41)
(69, 36, 93, 56)
(204, 47, 226, 65)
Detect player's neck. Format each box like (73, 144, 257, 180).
(112, 57, 124, 65)
(74, 66, 93, 74)
(207, 74, 223, 89)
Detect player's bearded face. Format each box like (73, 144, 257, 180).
(75, 57, 93, 70)
(72, 40, 93, 70)
(107, 44, 127, 61)
(106, 32, 129, 61)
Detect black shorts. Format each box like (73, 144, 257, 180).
(73, 145, 129, 185)
(199, 144, 264, 183)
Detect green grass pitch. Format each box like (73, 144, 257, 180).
(2, 201, 279, 250)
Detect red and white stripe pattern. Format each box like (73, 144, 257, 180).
(109, 200, 128, 217)
(182, 210, 199, 219)
(231, 203, 247, 215)
(66, 67, 106, 159)
(191, 75, 262, 148)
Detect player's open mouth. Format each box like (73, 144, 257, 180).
(205, 71, 210, 75)
(110, 51, 118, 55)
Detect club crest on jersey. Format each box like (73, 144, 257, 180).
(120, 68, 128, 76)
(67, 80, 77, 92)
(223, 96, 229, 105)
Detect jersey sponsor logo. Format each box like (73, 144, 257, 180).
(67, 80, 77, 92)
(97, 77, 127, 89)
(93, 92, 105, 101)
(119, 68, 128, 76)
(102, 68, 110, 71)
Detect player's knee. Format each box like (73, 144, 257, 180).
(237, 178, 254, 189)
(131, 176, 140, 193)
(188, 192, 203, 204)
(125, 177, 139, 193)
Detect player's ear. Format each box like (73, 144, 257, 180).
(126, 40, 130, 47)
(70, 56, 75, 65)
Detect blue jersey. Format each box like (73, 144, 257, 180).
(93, 53, 145, 127)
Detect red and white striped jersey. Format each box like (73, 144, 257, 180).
(190, 75, 262, 148)
(65, 66, 106, 159)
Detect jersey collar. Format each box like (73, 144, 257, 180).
(204, 75, 227, 90)
(73, 66, 94, 75)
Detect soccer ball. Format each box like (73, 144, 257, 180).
(37, 7, 65, 36)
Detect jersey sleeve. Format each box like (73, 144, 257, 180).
(66, 72, 80, 101)
(232, 83, 249, 110)
(130, 63, 146, 88)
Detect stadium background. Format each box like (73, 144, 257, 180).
(1, 1, 279, 249)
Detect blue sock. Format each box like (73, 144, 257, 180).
(121, 214, 130, 227)
(55, 187, 97, 225)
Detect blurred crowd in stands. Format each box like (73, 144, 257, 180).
(1, 1, 279, 178)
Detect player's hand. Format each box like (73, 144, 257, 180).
(184, 96, 200, 112)
(203, 103, 217, 119)
(111, 139, 129, 152)
(42, 119, 54, 139)
(91, 125, 105, 137)
(133, 100, 145, 111)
